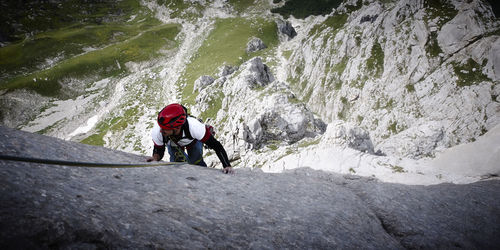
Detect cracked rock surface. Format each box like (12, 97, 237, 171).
(1, 126, 499, 249)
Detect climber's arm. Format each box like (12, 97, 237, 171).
(147, 144, 165, 162)
(203, 135, 233, 173)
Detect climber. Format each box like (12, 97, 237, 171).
(146, 103, 234, 174)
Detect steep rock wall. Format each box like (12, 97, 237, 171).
(1, 126, 499, 249)
(282, 0, 500, 158)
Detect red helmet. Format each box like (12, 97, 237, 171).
(157, 103, 187, 130)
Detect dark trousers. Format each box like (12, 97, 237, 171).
(167, 140, 207, 167)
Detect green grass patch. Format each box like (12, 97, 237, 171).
(387, 121, 398, 134)
(302, 88, 314, 103)
(405, 83, 415, 92)
(309, 13, 348, 37)
(338, 96, 351, 121)
(298, 138, 321, 147)
(386, 99, 394, 109)
(374, 98, 394, 110)
(452, 58, 490, 87)
(453, 58, 490, 86)
(355, 35, 362, 47)
(334, 80, 343, 90)
(0, 16, 162, 80)
(0, 0, 180, 98)
(271, 0, 343, 19)
(391, 165, 405, 173)
(287, 74, 309, 98)
(387, 119, 406, 135)
(0, 0, 157, 79)
(1, 23, 180, 97)
(199, 91, 225, 121)
(0, 0, 144, 43)
(425, 31, 442, 58)
(283, 50, 293, 60)
(155, 0, 204, 19)
(366, 40, 384, 78)
(275, 147, 296, 161)
(80, 105, 141, 146)
(345, 0, 363, 13)
(330, 57, 348, 76)
(80, 133, 106, 146)
(180, 17, 279, 105)
(424, 0, 458, 26)
(228, 0, 258, 14)
(357, 115, 364, 124)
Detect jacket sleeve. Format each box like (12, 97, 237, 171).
(153, 144, 165, 161)
(203, 135, 231, 168)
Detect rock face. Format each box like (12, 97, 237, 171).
(437, 9, 486, 55)
(322, 121, 375, 154)
(217, 65, 238, 78)
(193, 75, 215, 91)
(1, 126, 499, 249)
(284, 0, 500, 159)
(241, 91, 327, 148)
(193, 57, 326, 151)
(276, 19, 297, 40)
(241, 57, 275, 88)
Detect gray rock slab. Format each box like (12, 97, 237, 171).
(276, 19, 297, 40)
(193, 75, 215, 91)
(1, 126, 499, 249)
(291, 168, 500, 249)
(246, 37, 267, 53)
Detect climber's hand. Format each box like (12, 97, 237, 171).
(223, 166, 234, 174)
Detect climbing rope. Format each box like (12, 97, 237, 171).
(0, 154, 184, 168)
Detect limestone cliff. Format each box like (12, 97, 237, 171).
(279, 0, 500, 159)
(1, 126, 499, 249)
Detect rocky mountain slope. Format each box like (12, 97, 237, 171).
(1, 125, 499, 249)
(0, 0, 499, 184)
(282, 0, 500, 158)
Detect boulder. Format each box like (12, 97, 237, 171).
(193, 75, 215, 91)
(217, 65, 238, 78)
(242, 57, 275, 88)
(321, 121, 375, 154)
(241, 92, 326, 148)
(276, 19, 297, 40)
(0, 90, 49, 129)
(360, 14, 378, 24)
(242, 118, 263, 146)
(246, 37, 267, 53)
(376, 122, 446, 159)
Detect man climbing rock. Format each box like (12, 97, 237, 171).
(146, 103, 233, 174)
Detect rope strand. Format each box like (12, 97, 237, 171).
(0, 154, 184, 168)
